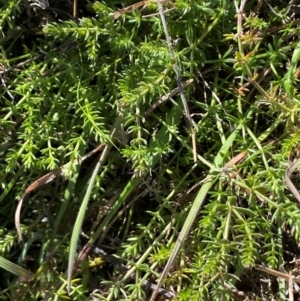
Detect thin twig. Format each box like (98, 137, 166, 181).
(73, 0, 77, 17)
(284, 158, 300, 204)
(148, 3, 198, 300)
(255, 265, 300, 284)
(156, 0, 197, 163)
(145, 79, 193, 115)
(156, 0, 192, 127)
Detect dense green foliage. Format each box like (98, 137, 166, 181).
(1, 0, 300, 300)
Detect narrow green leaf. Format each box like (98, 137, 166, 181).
(67, 142, 113, 293)
(0, 255, 32, 280)
(149, 123, 243, 301)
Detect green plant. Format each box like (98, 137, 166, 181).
(1, 0, 300, 300)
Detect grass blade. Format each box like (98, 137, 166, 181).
(0, 255, 32, 280)
(149, 123, 243, 301)
(66, 123, 118, 292)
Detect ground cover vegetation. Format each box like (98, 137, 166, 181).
(1, 0, 300, 300)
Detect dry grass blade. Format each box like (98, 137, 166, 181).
(14, 143, 104, 241)
(145, 79, 193, 115)
(113, 0, 174, 20)
(255, 265, 300, 284)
